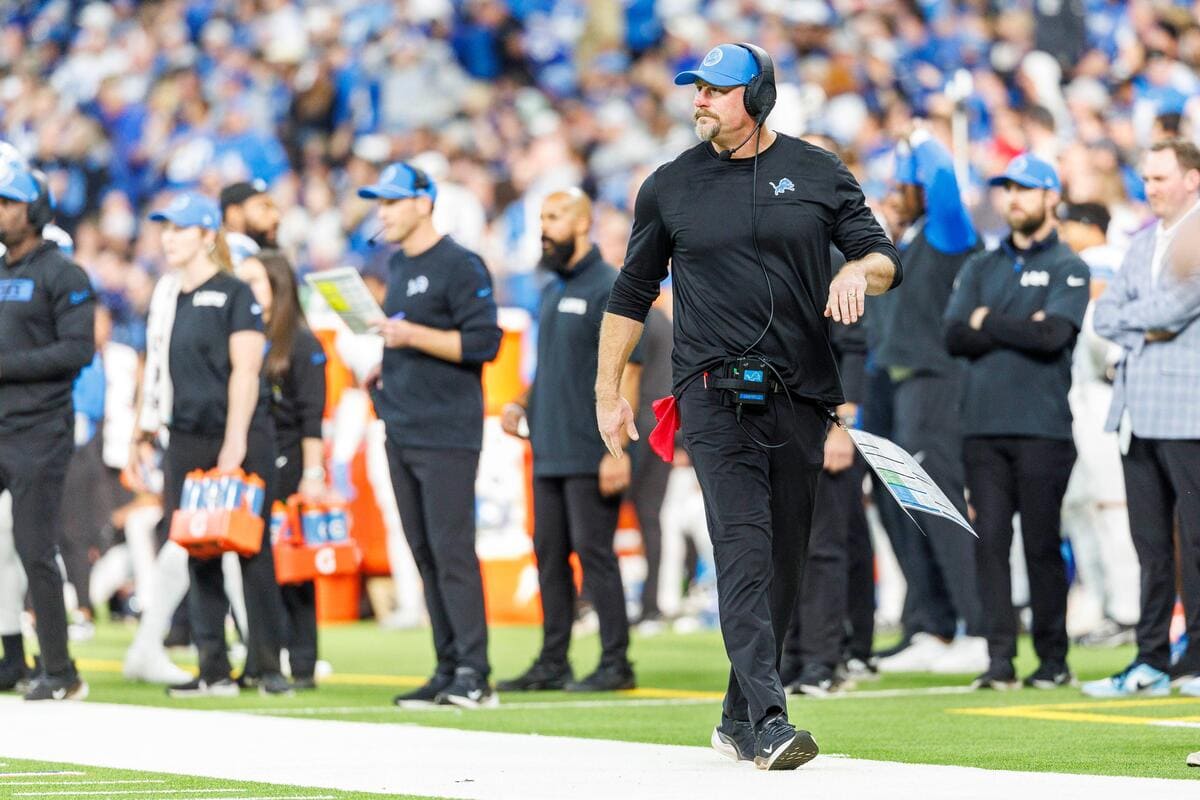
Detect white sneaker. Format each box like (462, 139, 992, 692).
(876, 633, 952, 673)
(1188, 751, 1199, 767)
(930, 636, 990, 674)
(124, 645, 193, 685)
(1180, 675, 1200, 697)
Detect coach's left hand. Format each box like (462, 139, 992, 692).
(825, 263, 868, 324)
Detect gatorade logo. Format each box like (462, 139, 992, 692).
(189, 511, 208, 537)
(315, 546, 337, 575)
(703, 48, 724, 67)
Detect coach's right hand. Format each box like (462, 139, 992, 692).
(596, 393, 638, 458)
(501, 402, 527, 438)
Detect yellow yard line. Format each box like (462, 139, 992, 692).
(619, 687, 724, 701)
(951, 696, 1200, 728)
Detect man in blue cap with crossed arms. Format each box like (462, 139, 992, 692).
(598, 43, 902, 769)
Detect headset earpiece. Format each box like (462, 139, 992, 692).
(408, 164, 430, 192)
(737, 43, 777, 122)
(26, 170, 53, 231)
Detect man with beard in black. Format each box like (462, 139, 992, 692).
(220, 180, 281, 266)
(498, 189, 641, 692)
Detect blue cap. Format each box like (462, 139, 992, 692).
(674, 44, 760, 87)
(358, 162, 437, 202)
(0, 158, 42, 204)
(148, 192, 222, 230)
(989, 154, 1061, 193)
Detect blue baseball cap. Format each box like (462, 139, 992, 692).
(148, 192, 222, 230)
(674, 44, 760, 87)
(989, 154, 1061, 193)
(358, 162, 438, 202)
(0, 158, 42, 204)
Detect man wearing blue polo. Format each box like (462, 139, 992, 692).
(945, 155, 1090, 691)
(359, 162, 503, 709)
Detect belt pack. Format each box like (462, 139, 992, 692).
(705, 356, 782, 413)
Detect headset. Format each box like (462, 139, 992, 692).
(737, 42, 777, 122)
(27, 170, 53, 230)
(408, 163, 432, 195)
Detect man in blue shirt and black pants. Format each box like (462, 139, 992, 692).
(360, 162, 503, 709)
(945, 155, 1090, 690)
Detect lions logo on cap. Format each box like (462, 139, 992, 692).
(380, 164, 401, 184)
(702, 47, 724, 67)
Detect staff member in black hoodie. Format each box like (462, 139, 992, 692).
(136, 192, 290, 697)
(0, 160, 92, 701)
(359, 163, 503, 709)
(236, 250, 327, 689)
(498, 189, 640, 693)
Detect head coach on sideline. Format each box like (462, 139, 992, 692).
(595, 43, 901, 770)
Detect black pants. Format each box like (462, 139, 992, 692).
(532, 475, 629, 667)
(0, 421, 74, 676)
(630, 442, 672, 620)
(163, 427, 285, 682)
(384, 433, 489, 677)
(889, 373, 981, 639)
(60, 436, 131, 616)
(276, 444, 318, 680)
(1122, 436, 1200, 672)
(680, 383, 825, 729)
(782, 458, 872, 680)
(965, 436, 1075, 668)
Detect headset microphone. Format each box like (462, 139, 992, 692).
(368, 228, 385, 245)
(718, 118, 765, 161)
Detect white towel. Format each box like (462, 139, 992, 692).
(139, 272, 181, 435)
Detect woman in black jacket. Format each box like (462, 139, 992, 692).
(237, 249, 327, 688)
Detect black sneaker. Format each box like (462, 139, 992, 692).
(24, 663, 88, 702)
(496, 660, 573, 692)
(167, 677, 240, 698)
(971, 663, 1019, 691)
(565, 661, 635, 693)
(291, 676, 317, 691)
(258, 671, 294, 696)
(0, 658, 31, 692)
(1169, 658, 1200, 688)
(753, 714, 819, 771)
(235, 672, 260, 689)
(394, 671, 455, 707)
(788, 664, 848, 697)
(840, 657, 879, 683)
(434, 667, 498, 709)
(711, 716, 755, 762)
(1023, 662, 1075, 689)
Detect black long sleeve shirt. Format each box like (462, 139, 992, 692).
(271, 326, 327, 456)
(0, 241, 95, 435)
(376, 236, 502, 451)
(607, 135, 901, 405)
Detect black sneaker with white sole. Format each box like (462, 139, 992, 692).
(1023, 662, 1075, 689)
(0, 658, 31, 692)
(394, 671, 455, 707)
(167, 677, 240, 698)
(435, 668, 498, 709)
(971, 663, 1020, 691)
(753, 714, 819, 771)
(496, 660, 572, 692)
(23, 664, 88, 702)
(711, 716, 755, 763)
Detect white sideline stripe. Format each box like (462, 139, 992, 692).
(177, 797, 335, 800)
(0, 698, 1196, 800)
(1151, 720, 1200, 729)
(14, 791, 238, 797)
(0, 773, 87, 778)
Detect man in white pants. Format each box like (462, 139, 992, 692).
(1057, 203, 1140, 643)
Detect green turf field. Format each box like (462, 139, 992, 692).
(0, 756, 430, 800)
(11, 620, 1194, 783)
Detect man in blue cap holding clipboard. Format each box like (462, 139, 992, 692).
(358, 162, 503, 709)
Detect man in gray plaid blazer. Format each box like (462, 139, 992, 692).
(1084, 139, 1200, 699)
